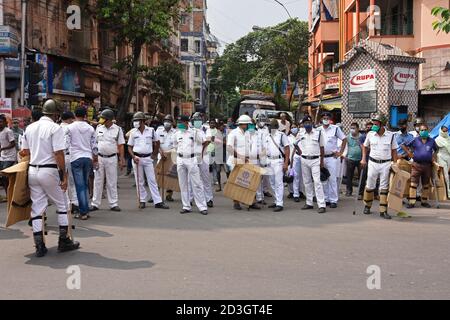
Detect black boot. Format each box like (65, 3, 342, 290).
(33, 232, 48, 257)
(58, 227, 80, 253)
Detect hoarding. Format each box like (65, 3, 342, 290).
(349, 69, 376, 92)
(393, 67, 416, 91)
(0, 26, 19, 57)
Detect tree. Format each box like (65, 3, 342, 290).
(432, 7, 450, 33)
(97, 0, 181, 124)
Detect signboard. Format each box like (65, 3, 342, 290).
(35, 54, 48, 98)
(0, 26, 19, 57)
(348, 91, 377, 114)
(48, 57, 85, 97)
(350, 69, 376, 92)
(0, 98, 13, 118)
(393, 67, 416, 91)
(181, 102, 193, 116)
(325, 75, 339, 90)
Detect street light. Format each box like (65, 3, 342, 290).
(272, 0, 292, 19)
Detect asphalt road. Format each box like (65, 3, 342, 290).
(1, 174, 450, 300)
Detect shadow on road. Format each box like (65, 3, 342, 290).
(0, 227, 28, 240)
(24, 251, 154, 270)
(44, 225, 113, 239)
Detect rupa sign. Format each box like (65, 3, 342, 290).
(393, 67, 415, 91)
(349, 69, 376, 92)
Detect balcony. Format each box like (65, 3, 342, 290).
(312, 20, 340, 49)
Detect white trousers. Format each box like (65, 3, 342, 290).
(366, 160, 390, 191)
(92, 156, 119, 208)
(132, 157, 162, 204)
(302, 158, 326, 208)
(29, 167, 69, 233)
(288, 156, 304, 197)
(322, 156, 339, 203)
(178, 158, 207, 211)
(65, 155, 78, 206)
(190, 160, 213, 202)
(268, 159, 284, 207)
(438, 152, 450, 196)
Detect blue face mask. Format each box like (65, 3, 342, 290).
(304, 124, 313, 131)
(291, 128, 299, 135)
(193, 120, 202, 129)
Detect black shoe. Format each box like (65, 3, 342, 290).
(363, 206, 372, 215)
(406, 203, 415, 209)
(299, 192, 306, 200)
(380, 212, 392, 220)
(249, 203, 261, 210)
(416, 196, 422, 202)
(326, 202, 331, 207)
(268, 203, 277, 208)
(287, 193, 294, 199)
(71, 204, 79, 214)
(147, 199, 154, 204)
(273, 206, 284, 212)
(421, 202, 431, 208)
(264, 192, 273, 198)
(302, 204, 314, 210)
(330, 203, 337, 209)
(155, 202, 169, 209)
(58, 228, 80, 253)
(294, 197, 300, 202)
(89, 206, 99, 212)
(200, 210, 208, 215)
(318, 207, 326, 214)
(33, 233, 48, 258)
(110, 206, 121, 212)
(180, 209, 192, 214)
(139, 202, 146, 209)
(257, 200, 266, 205)
(166, 194, 174, 202)
(207, 200, 214, 208)
(233, 203, 242, 210)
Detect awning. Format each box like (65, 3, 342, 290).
(310, 97, 342, 111)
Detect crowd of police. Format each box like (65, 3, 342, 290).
(1, 99, 448, 258)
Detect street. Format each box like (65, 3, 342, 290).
(1, 173, 450, 300)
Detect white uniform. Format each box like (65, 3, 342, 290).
(156, 126, 176, 154)
(173, 128, 207, 211)
(296, 128, 326, 208)
(287, 134, 304, 197)
(189, 128, 213, 203)
(91, 124, 125, 208)
(317, 124, 346, 204)
(128, 126, 163, 204)
(22, 116, 69, 234)
(256, 126, 272, 201)
(265, 130, 289, 207)
(60, 122, 78, 208)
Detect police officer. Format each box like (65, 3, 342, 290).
(156, 114, 177, 202)
(60, 111, 78, 213)
(317, 112, 347, 208)
(255, 114, 272, 204)
(361, 114, 398, 219)
(128, 112, 169, 210)
(173, 115, 208, 215)
(21, 99, 80, 257)
(265, 119, 290, 212)
(91, 109, 126, 212)
(295, 115, 326, 214)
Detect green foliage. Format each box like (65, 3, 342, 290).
(145, 61, 184, 105)
(432, 7, 450, 34)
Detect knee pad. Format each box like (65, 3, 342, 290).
(364, 188, 375, 206)
(379, 189, 388, 213)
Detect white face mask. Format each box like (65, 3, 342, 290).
(323, 119, 330, 126)
(257, 122, 265, 128)
(164, 122, 172, 130)
(133, 121, 140, 129)
(350, 128, 357, 135)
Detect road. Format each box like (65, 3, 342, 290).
(1, 173, 450, 300)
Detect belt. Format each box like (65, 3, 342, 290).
(178, 153, 195, 158)
(324, 154, 335, 158)
(65, 152, 70, 156)
(268, 155, 282, 159)
(135, 153, 152, 158)
(302, 155, 320, 160)
(99, 153, 117, 158)
(30, 164, 58, 169)
(369, 157, 391, 164)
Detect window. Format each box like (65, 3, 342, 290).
(195, 88, 201, 101)
(195, 40, 201, 53)
(194, 64, 201, 77)
(181, 14, 188, 25)
(181, 39, 189, 52)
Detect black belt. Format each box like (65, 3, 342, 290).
(99, 153, 117, 158)
(178, 153, 195, 158)
(369, 157, 391, 164)
(302, 155, 320, 160)
(268, 155, 282, 159)
(324, 154, 335, 158)
(135, 153, 152, 158)
(30, 164, 58, 169)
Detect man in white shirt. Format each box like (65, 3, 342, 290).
(0, 115, 16, 196)
(21, 99, 80, 257)
(60, 112, 78, 213)
(317, 112, 347, 208)
(255, 114, 272, 204)
(66, 107, 98, 220)
(156, 115, 177, 202)
(173, 115, 208, 215)
(91, 109, 125, 212)
(128, 112, 169, 210)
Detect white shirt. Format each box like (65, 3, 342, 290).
(22, 116, 65, 165)
(296, 128, 325, 157)
(266, 130, 289, 159)
(193, 129, 206, 155)
(128, 126, 158, 154)
(66, 120, 97, 162)
(0, 127, 17, 161)
(155, 126, 176, 152)
(96, 124, 125, 155)
(409, 130, 419, 138)
(318, 124, 346, 155)
(364, 129, 398, 160)
(60, 122, 71, 154)
(226, 127, 251, 165)
(173, 128, 205, 162)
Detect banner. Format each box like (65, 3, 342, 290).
(0, 98, 12, 118)
(0, 26, 19, 57)
(350, 69, 376, 92)
(325, 75, 339, 90)
(48, 57, 85, 97)
(393, 67, 416, 91)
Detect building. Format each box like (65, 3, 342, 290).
(340, 0, 450, 128)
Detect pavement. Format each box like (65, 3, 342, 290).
(1, 173, 450, 300)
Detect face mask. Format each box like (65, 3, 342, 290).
(350, 129, 357, 135)
(257, 122, 265, 128)
(133, 121, 140, 129)
(400, 127, 407, 133)
(193, 120, 202, 129)
(98, 118, 106, 125)
(304, 124, 313, 132)
(419, 130, 429, 138)
(291, 128, 299, 135)
(177, 123, 187, 131)
(248, 124, 256, 133)
(322, 119, 330, 126)
(164, 122, 172, 130)
(415, 126, 420, 132)
(371, 125, 380, 132)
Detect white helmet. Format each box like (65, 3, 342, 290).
(237, 115, 252, 124)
